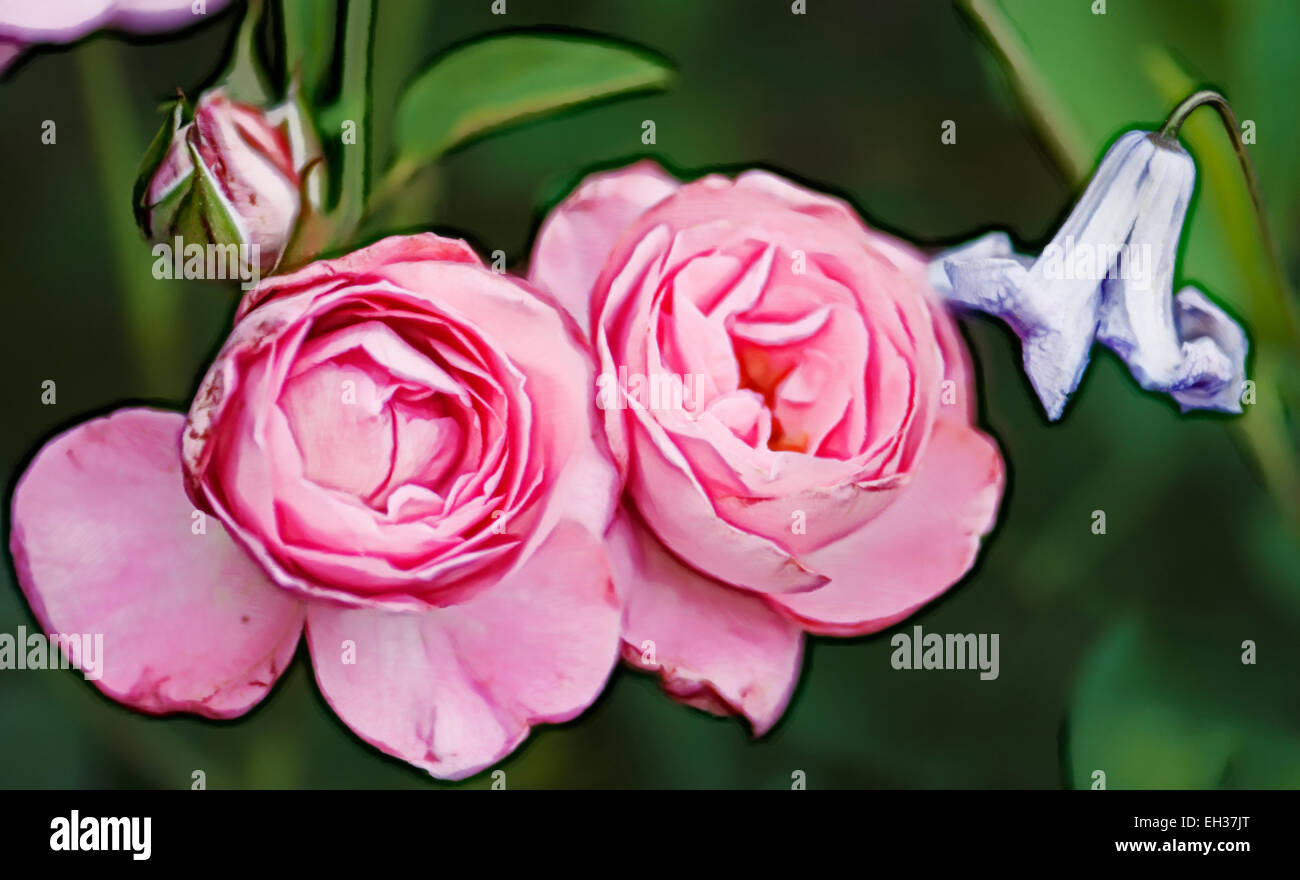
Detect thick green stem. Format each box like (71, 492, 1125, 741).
(959, 0, 1092, 184)
(326, 0, 375, 242)
(366, 158, 416, 217)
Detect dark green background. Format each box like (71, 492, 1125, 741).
(2, 0, 1297, 788)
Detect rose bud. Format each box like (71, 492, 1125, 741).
(137, 87, 322, 277)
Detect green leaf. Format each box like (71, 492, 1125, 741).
(1069, 622, 1236, 789)
(1068, 620, 1300, 789)
(394, 33, 672, 164)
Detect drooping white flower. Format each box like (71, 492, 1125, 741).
(929, 130, 1247, 420)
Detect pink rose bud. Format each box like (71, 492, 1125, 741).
(136, 87, 322, 276)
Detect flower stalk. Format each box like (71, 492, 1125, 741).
(1158, 89, 1298, 342)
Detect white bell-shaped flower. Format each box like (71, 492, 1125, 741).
(929, 130, 1246, 420)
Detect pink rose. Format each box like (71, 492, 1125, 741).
(0, 1, 230, 72)
(140, 88, 321, 274)
(11, 234, 621, 779)
(530, 162, 1005, 732)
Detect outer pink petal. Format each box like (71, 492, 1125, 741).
(305, 522, 620, 780)
(528, 160, 680, 333)
(0, 1, 116, 39)
(0, 37, 24, 72)
(235, 232, 483, 319)
(766, 418, 1003, 636)
(0, 0, 230, 42)
(9, 408, 304, 717)
(608, 510, 803, 734)
(112, 0, 232, 34)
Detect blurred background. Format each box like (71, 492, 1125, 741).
(1, 0, 1298, 788)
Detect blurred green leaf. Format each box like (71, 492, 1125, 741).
(393, 34, 672, 165)
(1069, 620, 1300, 788)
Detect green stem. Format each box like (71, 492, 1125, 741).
(221, 0, 271, 104)
(959, 0, 1092, 184)
(364, 157, 419, 219)
(326, 0, 374, 242)
(1158, 89, 1299, 339)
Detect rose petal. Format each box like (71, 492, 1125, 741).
(0, 1, 229, 43)
(237, 232, 483, 319)
(305, 522, 619, 780)
(767, 418, 1003, 636)
(529, 160, 680, 333)
(609, 510, 803, 734)
(626, 420, 829, 594)
(9, 408, 304, 717)
(374, 259, 620, 552)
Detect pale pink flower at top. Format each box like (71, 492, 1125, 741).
(10, 233, 622, 779)
(0, 0, 230, 73)
(530, 162, 1006, 733)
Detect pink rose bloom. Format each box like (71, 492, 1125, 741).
(11, 234, 621, 779)
(530, 162, 1005, 732)
(0, 1, 230, 72)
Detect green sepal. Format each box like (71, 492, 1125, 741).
(132, 98, 188, 235)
